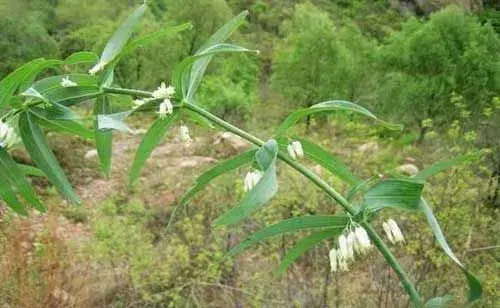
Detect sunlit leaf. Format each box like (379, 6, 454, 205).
(97, 111, 133, 133)
(99, 4, 147, 65)
(0, 58, 45, 109)
(30, 107, 92, 139)
(129, 113, 179, 185)
(363, 179, 424, 211)
(228, 215, 349, 256)
(214, 139, 278, 226)
(276, 100, 402, 135)
(421, 199, 482, 302)
(18, 112, 80, 204)
(64, 52, 99, 65)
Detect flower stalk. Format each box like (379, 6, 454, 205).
(102, 86, 422, 306)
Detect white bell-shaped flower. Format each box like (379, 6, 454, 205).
(291, 141, 304, 158)
(0, 121, 18, 149)
(346, 232, 356, 260)
(382, 221, 395, 244)
(243, 171, 262, 192)
(354, 226, 372, 253)
(387, 219, 405, 244)
(60, 76, 77, 87)
(287, 144, 296, 159)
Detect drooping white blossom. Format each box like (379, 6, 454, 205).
(60, 76, 78, 87)
(291, 141, 304, 158)
(337, 234, 348, 260)
(179, 125, 192, 143)
(152, 82, 175, 99)
(338, 255, 349, 272)
(243, 171, 262, 192)
(346, 232, 356, 260)
(354, 226, 372, 253)
(329, 248, 338, 272)
(88, 61, 106, 75)
(382, 221, 395, 244)
(157, 99, 173, 119)
(287, 140, 304, 159)
(387, 219, 405, 244)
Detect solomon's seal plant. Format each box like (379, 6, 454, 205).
(0, 3, 483, 307)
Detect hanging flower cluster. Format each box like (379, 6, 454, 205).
(382, 219, 405, 244)
(243, 170, 262, 192)
(60, 76, 78, 88)
(130, 82, 176, 117)
(287, 140, 304, 160)
(329, 223, 372, 272)
(0, 121, 19, 150)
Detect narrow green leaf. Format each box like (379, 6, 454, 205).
(178, 149, 256, 205)
(18, 164, 46, 177)
(0, 146, 45, 212)
(30, 107, 93, 139)
(363, 179, 424, 211)
(23, 74, 102, 104)
(100, 4, 147, 65)
(18, 112, 80, 204)
(414, 153, 479, 181)
(421, 199, 482, 302)
(173, 44, 258, 99)
(0, 58, 45, 109)
(277, 228, 343, 274)
(186, 11, 249, 101)
(0, 180, 28, 216)
(97, 111, 133, 133)
(64, 52, 99, 65)
(19, 59, 64, 91)
(228, 215, 349, 257)
(276, 100, 402, 135)
(121, 23, 192, 58)
(293, 137, 359, 186)
(94, 96, 113, 176)
(214, 139, 278, 226)
(346, 176, 378, 201)
(424, 295, 455, 308)
(129, 113, 178, 185)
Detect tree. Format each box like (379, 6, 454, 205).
(376, 6, 500, 143)
(271, 3, 375, 115)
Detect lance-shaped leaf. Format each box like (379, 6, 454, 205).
(277, 228, 344, 274)
(228, 215, 349, 256)
(94, 96, 113, 176)
(22, 74, 102, 104)
(186, 11, 249, 102)
(363, 179, 424, 211)
(421, 199, 482, 302)
(64, 52, 99, 65)
(0, 58, 45, 109)
(286, 137, 359, 186)
(0, 146, 45, 212)
(99, 4, 147, 66)
(424, 295, 455, 308)
(173, 43, 258, 99)
(0, 180, 27, 216)
(214, 139, 278, 226)
(19, 59, 64, 91)
(30, 107, 93, 139)
(121, 23, 192, 58)
(19, 112, 80, 204)
(276, 100, 402, 135)
(177, 148, 257, 204)
(414, 153, 480, 181)
(129, 113, 179, 185)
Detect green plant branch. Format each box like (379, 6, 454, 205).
(102, 86, 422, 306)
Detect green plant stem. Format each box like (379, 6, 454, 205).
(102, 86, 422, 306)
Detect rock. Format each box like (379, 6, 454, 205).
(84, 149, 98, 159)
(213, 132, 250, 156)
(358, 142, 379, 153)
(404, 156, 417, 163)
(396, 164, 419, 176)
